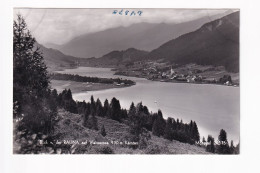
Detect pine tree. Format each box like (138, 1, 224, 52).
(103, 99, 110, 117)
(143, 106, 149, 115)
(235, 143, 240, 154)
(83, 104, 91, 126)
(136, 102, 144, 114)
(77, 100, 87, 115)
(230, 140, 235, 154)
(164, 117, 173, 140)
(218, 129, 227, 145)
(192, 121, 200, 143)
(206, 135, 215, 153)
(217, 129, 230, 154)
(51, 89, 58, 100)
(172, 118, 177, 130)
(176, 118, 180, 130)
(13, 14, 54, 134)
(85, 114, 98, 130)
(110, 97, 121, 121)
(152, 110, 166, 137)
(90, 95, 96, 115)
(13, 15, 49, 106)
(95, 98, 103, 117)
(202, 136, 206, 146)
(100, 125, 107, 136)
(128, 102, 136, 119)
(61, 89, 77, 113)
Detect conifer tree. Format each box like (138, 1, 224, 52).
(90, 95, 96, 115)
(217, 129, 230, 154)
(95, 98, 103, 117)
(152, 110, 166, 137)
(164, 117, 173, 140)
(143, 106, 149, 115)
(192, 121, 200, 143)
(136, 102, 144, 114)
(218, 129, 227, 145)
(83, 103, 91, 126)
(13, 14, 55, 134)
(103, 99, 110, 117)
(13, 14, 49, 106)
(206, 135, 215, 153)
(230, 140, 235, 154)
(85, 114, 98, 130)
(128, 102, 136, 119)
(100, 125, 106, 136)
(202, 136, 206, 146)
(110, 97, 121, 121)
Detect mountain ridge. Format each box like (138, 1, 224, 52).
(147, 11, 239, 72)
(46, 12, 231, 58)
(35, 42, 80, 72)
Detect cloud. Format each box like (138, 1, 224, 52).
(13, 8, 232, 45)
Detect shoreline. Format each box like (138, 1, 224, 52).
(113, 73, 239, 87)
(50, 79, 135, 93)
(72, 65, 239, 87)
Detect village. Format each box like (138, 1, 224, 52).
(114, 61, 239, 86)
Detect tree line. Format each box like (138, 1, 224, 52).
(201, 129, 239, 154)
(54, 89, 201, 145)
(49, 73, 135, 85)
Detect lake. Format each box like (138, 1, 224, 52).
(55, 67, 240, 144)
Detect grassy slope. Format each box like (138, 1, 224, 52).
(54, 109, 209, 154)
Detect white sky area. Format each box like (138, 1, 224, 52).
(13, 8, 231, 45)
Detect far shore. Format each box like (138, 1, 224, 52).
(113, 72, 240, 87)
(50, 80, 134, 93)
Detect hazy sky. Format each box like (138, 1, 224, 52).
(13, 8, 232, 45)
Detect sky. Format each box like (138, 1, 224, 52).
(13, 8, 233, 45)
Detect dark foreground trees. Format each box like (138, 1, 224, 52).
(205, 129, 239, 154)
(217, 129, 231, 154)
(100, 125, 107, 136)
(206, 135, 215, 153)
(76, 96, 202, 145)
(152, 110, 166, 137)
(13, 14, 56, 134)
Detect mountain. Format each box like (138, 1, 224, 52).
(49, 12, 231, 58)
(147, 11, 239, 72)
(86, 48, 148, 66)
(36, 43, 80, 72)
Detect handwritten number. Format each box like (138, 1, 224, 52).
(112, 10, 118, 14)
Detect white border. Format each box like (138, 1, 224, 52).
(1, 0, 260, 173)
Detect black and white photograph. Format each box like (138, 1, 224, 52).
(3, 0, 260, 172)
(12, 8, 240, 154)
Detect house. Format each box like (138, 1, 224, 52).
(170, 67, 175, 76)
(225, 81, 232, 86)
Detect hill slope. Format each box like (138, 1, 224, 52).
(52, 109, 210, 154)
(148, 11, 239, 72)
(85, 48, 148, 67)
(36, 43, 80, 72)
(51, 13, 230, 58)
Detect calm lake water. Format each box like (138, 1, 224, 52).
(55, 67, 240, 144)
